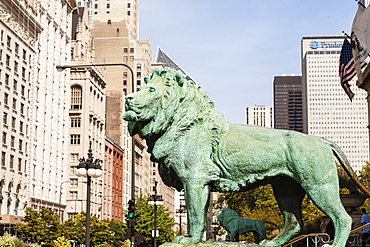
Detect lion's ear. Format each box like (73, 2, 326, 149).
(144, 77, 150, 84)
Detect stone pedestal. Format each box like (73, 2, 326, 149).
(160, 242, 265, 247)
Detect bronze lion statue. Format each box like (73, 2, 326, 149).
(217, 208, 278, 243)
(123, 67, 370, 247)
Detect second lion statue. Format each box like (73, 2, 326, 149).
(123, 67, 370, 247)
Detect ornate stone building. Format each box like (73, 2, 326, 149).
(0, 0, 76, 233)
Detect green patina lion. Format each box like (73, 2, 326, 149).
(217, 208, 278, 243)
(123, 67, 368, 247)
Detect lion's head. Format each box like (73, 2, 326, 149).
(217, 208, 240, 225)
(123, 67, 227, 142)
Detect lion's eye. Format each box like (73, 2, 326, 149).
(149, 87, 156, 92)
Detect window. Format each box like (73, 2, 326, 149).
(11, 117, 15, 129)
(15, 43, 19, 54)
(107, 20, 111, 24)
(10, 136, 15, 148)
(22, 50, 26, 61)
(71, 118, 81, 127)
(127, 3, 131, 7)
(124, 48, 128, 53)
(5, 73, 9, 85)
(137, 80, 141, 86)
(19, 139, 22, 151)
(5, 55, 10, 66)
(69, 191, 78, 199)
(127, 11, 131, 16)
(107, 3, 110, 8)
(70, 135, 81, 145)
(20, 103, 24, 114)
(18, 158, 22, 172)
(123, 56, 128, 61)
(2, 132, 6, 144)
(123, 80, 127, 86)
(71, 153, 79, 162)
(6, 36, 11, 48)
(4, 93, 8, 105)
(71, 85, 82, 109)
(70, 178, 78, 187)
(12, 98, 16, 110)
(19, 121, 23, 133)
(21, 84, 25, 96)
(137, 72, 141, 78)
(14, 61, 18, 73)
(9, 155, 14, 169)
(1, 152, 5, 167)
(130, 48, 134, 53)
(137, 63, 141, 69)
(13, 80, 17, 91)
(94, 4, 98, 8)
(3, 113, 7, 124)
(70, 166, 77, 175)
(21, 67, 26, 79)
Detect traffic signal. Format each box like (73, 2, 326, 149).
(127, 199, 135, 219)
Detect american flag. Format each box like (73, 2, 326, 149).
(339, 38, 356, 101)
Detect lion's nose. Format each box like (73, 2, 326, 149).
(125, 94, 134, 101)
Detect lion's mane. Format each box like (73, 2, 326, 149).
(128, 67, 229, 152)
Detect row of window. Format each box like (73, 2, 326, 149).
(1, 151, 26, 173)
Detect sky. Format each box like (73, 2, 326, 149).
(138, 0, 359, 124)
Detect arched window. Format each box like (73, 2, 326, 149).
(71, 85, 82, 109)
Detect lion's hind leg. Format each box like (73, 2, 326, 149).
(260, 178, 305, 246)
(303, 180, 351, 247)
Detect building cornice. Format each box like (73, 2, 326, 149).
(0, 0, 42, 48)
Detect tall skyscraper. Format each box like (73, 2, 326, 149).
(246, 105, 273, 128)
(302, 36, 369, 172)
(273, 75, 303, 132)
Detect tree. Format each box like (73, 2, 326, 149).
(62, 212, 128, 246)
(133, 195, 175, 245)
(15, 207, 61, 245)
(102, 219, 128, 245)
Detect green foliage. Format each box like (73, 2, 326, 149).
(15, 207, 61, 246)
(0, 232, 23, 247)
(133, 195, 175, 245)
(62, 211, 128, 246)
(214, 184, 323, 242)
(52, 236, 71, 247)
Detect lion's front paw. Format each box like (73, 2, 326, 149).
(215, 179, 240, 192)
(174, 235, 201, 244)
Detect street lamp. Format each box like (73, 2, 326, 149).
(148, 181, 164, 247)
(175, 200, 186, 236)
(58, 181, 70, 222)
(75, 141, 103, 247)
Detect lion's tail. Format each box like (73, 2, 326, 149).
(326, 140, 370, 197)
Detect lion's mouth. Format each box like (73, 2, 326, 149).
(123, 110, 139, 121)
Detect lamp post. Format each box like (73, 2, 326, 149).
(148, 181, 164, 247)
(75, 141, 103, 247)
(58, 181, 70, 222)
(175, 200, 186, 236)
